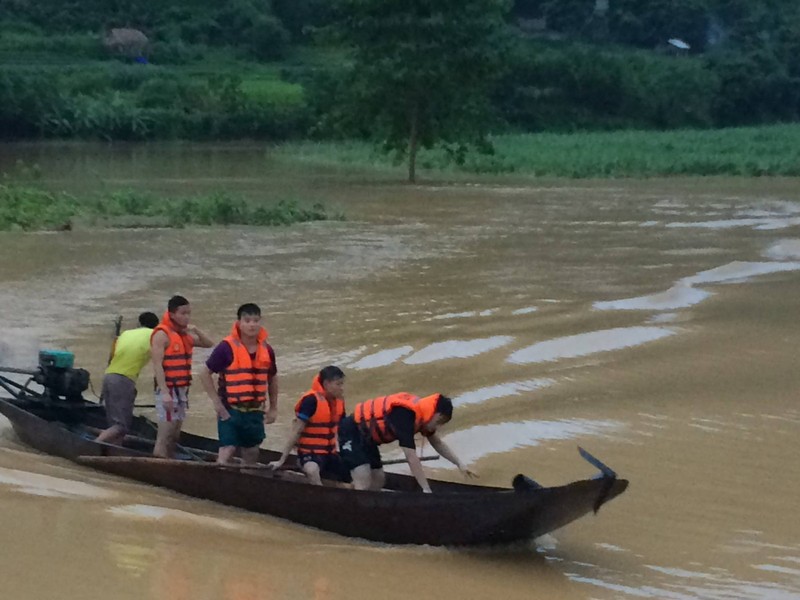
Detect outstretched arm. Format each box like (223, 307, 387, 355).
(269, 418, 305, 469)
(427, 433, 478, 478)
(402, 447, 432, 493)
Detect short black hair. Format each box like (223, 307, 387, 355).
(318, 365, 345, 383)
(237, 303, 261, 319)
(435, 394, 453, 420)
(138, 312, 159, 328)
(168, 295, 189, 313)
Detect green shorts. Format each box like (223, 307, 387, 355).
(218, 408, 265, 449)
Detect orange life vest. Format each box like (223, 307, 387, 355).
(353, 392, 439, 445)
(220, 323, 272, 408)
(294, 375, 345, 455)
(151, 311, 194, 389)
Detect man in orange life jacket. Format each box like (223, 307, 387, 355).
(268, 366, 348, 485)
(151, 295, 214, 458)
(338, 392, 477, 492)
(199, 303, 278, 465)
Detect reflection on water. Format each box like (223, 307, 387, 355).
(349, 345, 414, 370)
(108, 504, 244, 531)
(594, 283, 712, 311)
(507, 327, 674, 364)
(404, 336, 515, 365)
(428, 419, 621, 469)
(451, 378, 555, 408)
(0, 467, 115, 499)
(1, 145, 800, 600)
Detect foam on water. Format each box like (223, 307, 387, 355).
(428, 311, 476, 321)
(348, 345, 414, 370)
(425, 418, 620, 468)
(512, 306, 539, 315)
(764, 239, 800, 261)
(452, 378, 555, 408)
(683, 261, 800, 286)
(666, 217, 800, 231)
(507, 327, 674, 364)
(0, 468, 115, 499)
(404, 336, 514, 365)
(595, 260, 800, 313)
(594, 283, 712, 311)
(568, 572, 800, 600)
(753, 564, 800, 576)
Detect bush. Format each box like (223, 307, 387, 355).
(496, 40, 718, 131)
(245, 16, 291, 60)
(0, 179, 342, 231)
(149, 40, 205, 65)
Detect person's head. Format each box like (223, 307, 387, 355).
(236, 303, 262, 338)
(424, 394, 453, 434)
(138, 311, 159, 329)
(167, 295, 191, 328)
(318, 365, 345, 399)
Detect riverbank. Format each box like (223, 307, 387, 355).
(275, 123, 800, 179)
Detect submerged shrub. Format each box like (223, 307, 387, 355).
(0, 179, 341, 231)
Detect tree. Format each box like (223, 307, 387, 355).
(329, 0, 512, 182)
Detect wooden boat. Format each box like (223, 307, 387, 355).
(0, 358, 628, 546)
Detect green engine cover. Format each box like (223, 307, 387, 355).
(39, 350, 75, 369)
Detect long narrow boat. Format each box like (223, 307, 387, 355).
(0, 357, 628, 546)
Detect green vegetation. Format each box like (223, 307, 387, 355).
(0, 165, 341, 231)
(326, 0, 511, 182)
(2, 0, 800, 178)
(277, 124, 800, 178)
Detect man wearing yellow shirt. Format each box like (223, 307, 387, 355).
(96, 312, 159, 445)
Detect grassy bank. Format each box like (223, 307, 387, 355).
(276, 124, 800, 178)
(0, 180, 342, 231)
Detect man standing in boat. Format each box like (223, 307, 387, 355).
(96, 311, 159, 445)
(151, 295, 214, 458)
(339, 392, 477, 492)
(199, 303, 278, 465)
(268, 366, 347, 484)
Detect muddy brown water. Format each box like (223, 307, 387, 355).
(1, 143, 799, 600)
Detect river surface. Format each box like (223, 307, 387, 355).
(1, 143, 799, 600)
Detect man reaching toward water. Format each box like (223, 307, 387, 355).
(338, 392, 477, 492)
(151, 295, 214, 458)
(269, 366, 347, 484)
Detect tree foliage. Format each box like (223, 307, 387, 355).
(328, 0, 512, 181)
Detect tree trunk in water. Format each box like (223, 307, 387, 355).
(408, 100, 419, 183)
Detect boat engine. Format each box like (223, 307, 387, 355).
(34, 350, 90, 402)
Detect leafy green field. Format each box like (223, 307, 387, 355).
(275, 124, 800, 178)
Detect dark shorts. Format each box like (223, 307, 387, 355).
(101, 373, 137, 432)
(218, 409, 265, 449)
(338, 416, 382, 471)
(298, 452, 352, 483)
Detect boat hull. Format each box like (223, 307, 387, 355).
(0, 397, 628, 545)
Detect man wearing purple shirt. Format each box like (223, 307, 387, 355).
(199, 303, 278, 464)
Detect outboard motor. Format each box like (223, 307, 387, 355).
(33, 350, 90, 402)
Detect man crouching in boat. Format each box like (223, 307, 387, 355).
(151, 295, 214, 458)
(199, 303, 278, 465)
(268, 366, 348, 485)
(96, 311, 159, 445)
(339, 393, 477, 492)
